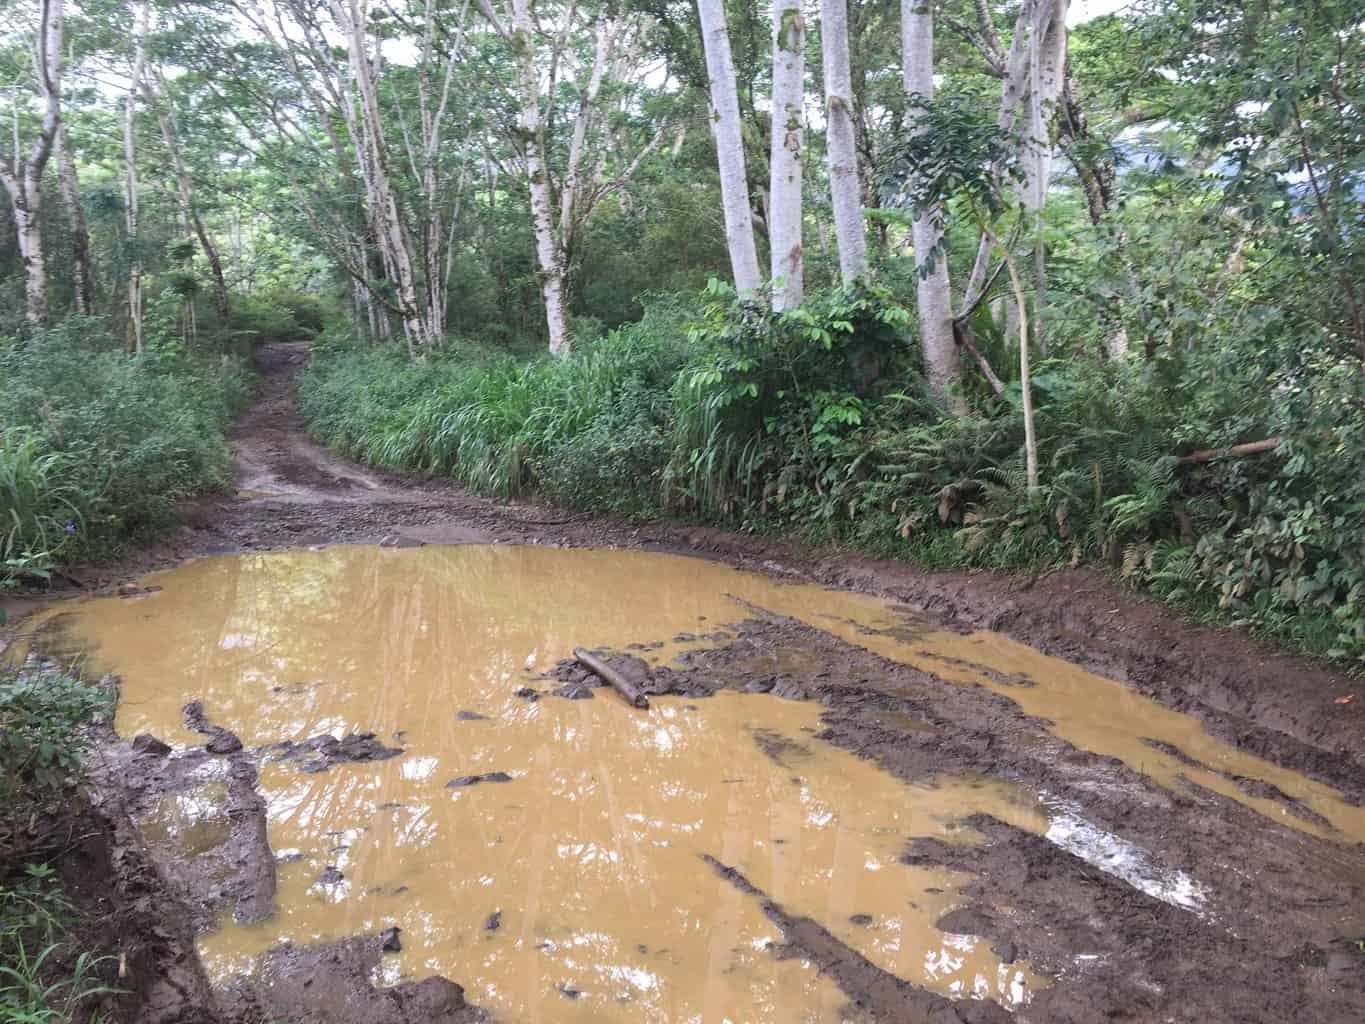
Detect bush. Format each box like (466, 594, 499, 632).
(0, 317, 254, 584)
(225, 288, 330, 345)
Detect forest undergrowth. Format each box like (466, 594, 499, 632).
(300, 284, 1365, 668)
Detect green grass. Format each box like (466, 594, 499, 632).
(0, 317, 254, 585)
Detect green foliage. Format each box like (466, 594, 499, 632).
(0, 867, 117, 1024)
(0, 318, 253, 584)
(0, 667, 109, 818)
(302, 284, 1365, 667)
(226, 289, 328, 344)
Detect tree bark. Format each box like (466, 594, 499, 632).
(54, 123, 92, 315)
(696, 0, 762, 294)
(902, 0, 961, 409)
(820, 0, 866, 285)
(768, 0, 805, 310)
(508, 0, 571, 356)
(0, 0, 64, 326)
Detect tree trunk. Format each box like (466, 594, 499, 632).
(0, 0, 64, 327)
(696, 0, 762, 294)
(820, 0, 865, 285)
(124, 4, 149, 353)
(902, 0, 961, 409)
(1020, 0, 1068, 354)
(55, 124, 93, 315)
(335, 0, 432, 353)
(508, 0, 571, 356)
(768, 0, 805, 311)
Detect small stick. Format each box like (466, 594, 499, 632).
(573, 648, 650, 709)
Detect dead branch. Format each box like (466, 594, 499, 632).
(573, 648, 650, 709)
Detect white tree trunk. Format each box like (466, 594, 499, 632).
(769, 0, 805, 310)
(1020, 0, 1068, 354)
(55, 124, 92, 315)
(902, 0, 961, 408)
(820, 0, 866, 285)
(696, 0, 761, 294)
(508, 0, 571, 356)
(0, 0, 64, 326)
(145, 79, 230, 321)
(335, 0, 432, 353)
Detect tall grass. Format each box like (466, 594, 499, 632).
(0, 317, 254, 584)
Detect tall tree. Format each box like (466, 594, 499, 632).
(902, 0, 960, 407)
(0, 0, 62, 325)
(819, 0, 866, 284)
(478, 0, 664, 355)
(53, 121, 91, 314)
(696, 0, 761, 293)
(123, 2, 149, 353)
(768, 0, 804, 310)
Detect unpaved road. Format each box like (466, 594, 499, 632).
(14, 342, 1365, 1023)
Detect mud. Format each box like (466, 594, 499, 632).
(5, 341, 1365, 1024)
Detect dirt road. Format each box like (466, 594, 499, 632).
(19, 342, 1365, 1023)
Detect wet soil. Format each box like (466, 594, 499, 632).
(6, 341, 1365, 1023)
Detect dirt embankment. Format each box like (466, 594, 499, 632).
(9, 341, 1365, 1024)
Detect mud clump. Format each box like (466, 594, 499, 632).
(267, 732, 403, 773)
(221, 936, 485, 1024)
(182, 700, 244, 755)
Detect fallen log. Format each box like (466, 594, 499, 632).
(573, 648, 650, 709)
(1176, 437, 1283, 465)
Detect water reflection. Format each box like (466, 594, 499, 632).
(56, 546, 1059, 1021)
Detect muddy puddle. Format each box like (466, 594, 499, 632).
(38, 545, 1365, 1021)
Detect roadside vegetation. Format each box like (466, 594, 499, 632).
(0, 318, 254, 588)
(0, 661, 116, 1022)
(301, 274, 1364, 665)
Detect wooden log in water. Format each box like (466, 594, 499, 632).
(573, 648, 650, 709)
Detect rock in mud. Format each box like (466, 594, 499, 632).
(381, 926, 403, 952)
(456, 710, 490, 720)
(182, 700, 210, 733)
(206, 727, 244, 754)
(550, 681, 594, 700)
(447, 772, 513, 788)
(131, 733, 173, 757)
(484, 910, 502, 932)
(848, 913, 874, 928)
(513, 686, 540, 702)
(272, 732, 403, 772)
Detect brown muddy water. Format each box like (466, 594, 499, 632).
(40, 545, 1365, 1022)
